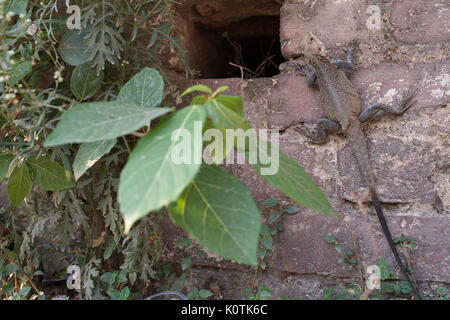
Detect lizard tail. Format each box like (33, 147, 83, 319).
(370, 189, 423, 300)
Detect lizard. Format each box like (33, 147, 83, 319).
(293, 32, 422, 299)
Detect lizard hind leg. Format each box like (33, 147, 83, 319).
(359, 88, 418, 123)
(294, 118, 341, 144)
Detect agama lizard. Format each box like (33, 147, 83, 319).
(294, 32, 421, 299)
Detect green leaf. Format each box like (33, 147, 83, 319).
(44, 102, 172, 146)
(409, 241, 418, 250)
(204, 98, 249, 163)
(103, 240, 116, 260)
(187, 286, 199, 299)
(345, 249, 355, 256)
(119, 287, 130, 300)
(119, 105, 206, 233)
(0, 154, 14, 181)
(199, 289, 213, 299)
(262, 197, 279, 207)
(169, 164, 261, 265)
(58, 28, 91, 66)
(206, 98, 250, 134)
(324, 235, 337, 244)
(334, 243, 343, 253)
(338, 256, 345, 264)
(4, 264, 19, 276)
(247, 139, 338, 218)
(436, 287, 448, 296)
(7, 61, 31, 87)
(181, 257, 191, 270)
(28, 156, 75, 191)
(215, 96, 244, 116)
(117, 68, 164, 108)
(100, 272, 114, 285)
(7, 164, 31, 207)
(196, 250, 207, 259)
(399, 281, 412, 294)
(5, 0, 28, 15)
(211, 86, 229, 98)
(257, 247, 267, 260)
(128, 272, 137, 286)
(73, 139, 116, 180)
(180, 84, 212, 98)
(207, 96, 334, 217)
(177, 238, 192, 249)
(18, 286, 31, 298)
(284, 204, 300, 214)
(70, 62, 103, 100)
(268, 211, 280, 224)
(260, 235, 273, 250)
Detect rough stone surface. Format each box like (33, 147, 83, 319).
(162, 0, 450, 288)
(162, 63, 449, 290)
(280, 0, 449, 67)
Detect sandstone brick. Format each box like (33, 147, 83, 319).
(161, 58, 449, 284)
(274, 210, 450, 283)
(280, 0, 370, 59)
(391, 0, 450, 45)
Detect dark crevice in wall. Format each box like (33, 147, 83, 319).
(192, 15, 283, 78)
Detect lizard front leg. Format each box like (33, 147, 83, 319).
(359, 88, 418, 123)
(331, 48, 354, 70)
(294, 118, 341, 144)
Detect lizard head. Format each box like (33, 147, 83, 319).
(301, 32, 329, 59)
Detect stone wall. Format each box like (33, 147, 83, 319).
(163, 0, 449, 298)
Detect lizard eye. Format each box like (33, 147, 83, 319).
(310, 37, 314, 41)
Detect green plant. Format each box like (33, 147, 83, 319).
(44, 76, 338, 267)
(243, 284, 272, 300)
(256, 197, 300, 269)
(323, 235, 359, 270)
(100, 269, 131, 300)
(0, 0, 187, 300)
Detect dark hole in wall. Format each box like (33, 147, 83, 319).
(194, 15, 283, 79)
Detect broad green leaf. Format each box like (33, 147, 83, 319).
(180, 84, 212, 97)
(215, 96, 244, 116)
(169, 164, 261, 265)
(0, 154, 14, 181)
(44, 102, 172, 146)
(212, 86, 229, 98)
(73, 139, 116, 180)
(7, 61, 32, 87)
(203, 98, 250, 163)
(7, 164, 31, 207)
(206, 99, 250, 134)
(58, 28, 91, 66)
(199, 289, 213, 299)
(244, 138, 338, 218)
(70, 62, 103, 100)
(28, 156, 75, 191)
(117, 68, 164, 108)
(119, 105, 207, 233)
(205, 100, 337, 218)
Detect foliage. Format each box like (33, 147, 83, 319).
(0, 0, 188, 300)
